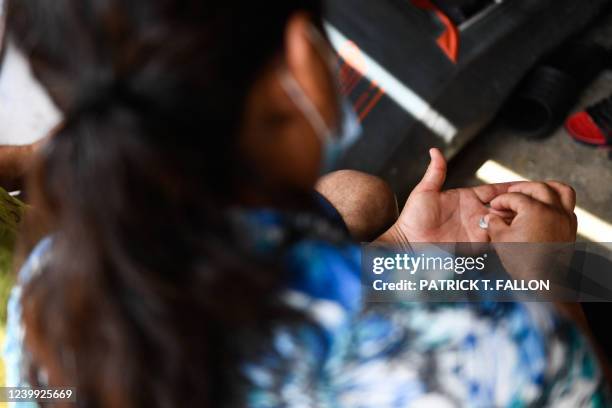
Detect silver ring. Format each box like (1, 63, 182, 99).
(478, 216, 489, 230)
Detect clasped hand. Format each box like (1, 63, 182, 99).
(379, 149, 577, 245)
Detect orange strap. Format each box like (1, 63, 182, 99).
(411, 0, 459, 63)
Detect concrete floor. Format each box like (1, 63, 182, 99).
(446, 11, 612, 242)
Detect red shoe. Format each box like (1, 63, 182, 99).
(566, 96, 612, 147)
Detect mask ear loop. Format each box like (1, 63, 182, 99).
(306, 23, 348, 133)
(307, 24, 344, 95)
(307, 24, 339, 71)
(277, 68, 332, 143)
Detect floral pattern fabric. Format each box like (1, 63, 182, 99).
(3, 210, 609, 407)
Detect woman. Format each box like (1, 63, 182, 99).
(3, 0, 607, 406)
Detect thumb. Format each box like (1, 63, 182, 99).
(414, 148, 447, 193)
(484, 214, 509, 241)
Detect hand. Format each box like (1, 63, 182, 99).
(486, 181, 578, 243)
(379, 148, 516, 245)
(484, 182, 578, 300)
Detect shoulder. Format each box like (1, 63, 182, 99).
(285, 240, 361, 314)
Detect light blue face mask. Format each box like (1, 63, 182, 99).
(278, 27, 362, 175)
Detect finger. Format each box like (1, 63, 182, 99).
(484, 214, 510, 241)
(472, 182, 523, 204)
(414, 148, 447, 193)
(489, 208, 515, 223)
(490, 192, 541, 214)
(508, 182, 561, 207)
(545, 181, 576, 213)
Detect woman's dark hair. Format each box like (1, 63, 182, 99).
(7, 1, 323, 406)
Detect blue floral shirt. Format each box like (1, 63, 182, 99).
(3, 210, 610, 407)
